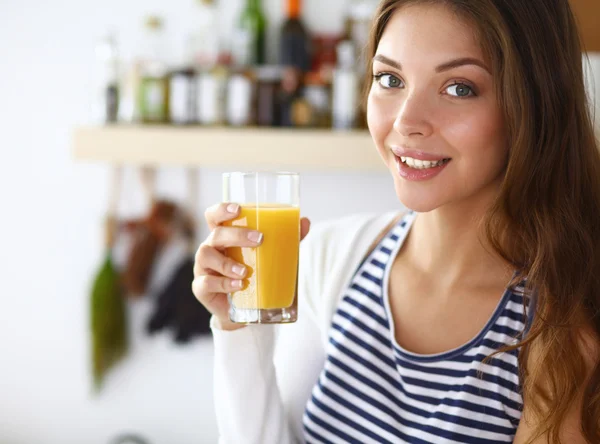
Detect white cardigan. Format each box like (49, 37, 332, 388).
(211, 211, 400, 444)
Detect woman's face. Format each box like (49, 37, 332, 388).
(368, 4, 507, 213)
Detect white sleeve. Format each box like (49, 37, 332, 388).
(212, 323, 298, 444)
(211, 223, 326, 444)
(210, 211, 400, 444)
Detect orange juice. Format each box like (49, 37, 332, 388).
(224, 204, 300, 310)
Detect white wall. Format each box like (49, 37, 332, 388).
(0, 1, 400, 444)
(584, 53, 600, 130)
(1, 1, 599, 444)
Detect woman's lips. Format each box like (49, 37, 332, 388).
(390, 146, 450, 162)
(394, 154, 451, 181)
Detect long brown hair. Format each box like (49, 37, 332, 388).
(365, 1, 600, 443)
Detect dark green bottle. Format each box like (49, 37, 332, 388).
(237, 0, 267, 65)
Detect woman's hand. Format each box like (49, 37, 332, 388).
(192, 203, 311, 331)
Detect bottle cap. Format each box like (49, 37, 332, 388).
(145, 16, 163, 30)
(257, 65, 284, 82)
(288, 0, 302, 18)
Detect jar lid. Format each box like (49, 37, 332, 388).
(256, 66, 284, 82)
(304, 71, 327, 86)
(145, 16, 163, 29)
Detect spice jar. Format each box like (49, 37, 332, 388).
(302, 71, 331, 128)
(226, 71, 255, 127)
(255, 66, 283, 127)
(169, 67, 197, 125)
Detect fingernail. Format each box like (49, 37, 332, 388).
(247, 231, 263, 244)
(227, 203, 239, 213)
(231, 279, 243, 289)
(232, 264, 246, 277)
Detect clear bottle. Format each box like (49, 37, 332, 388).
(138, 16, 170, 124)
(92, 33, 119, 124)
(226, 70, 255, 127)
(169, 37, 197, 125)
(197, 53, 230, 126)
(119, 61, 141, 123)
(331, 40, 358, 130)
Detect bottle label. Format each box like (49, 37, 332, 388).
(227, 75, 253, 126)
(198, 74, 226, 124)
(332, 71, 358, 129)
(143, 79, 166, 121)
(170, 76, 193, 124)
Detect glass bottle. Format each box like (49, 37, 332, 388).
(302, 71, 330, 128)
(92, 33, 119, 124)
(226, 69, 255, 127)
(197, 53, 230, 126)
(138, 16, 170, 124)
(234, 0, 267, 66)
(280, 0, 311, 72)
(169, 37, 197, 125)
(255, 66, 283, 127)
(331, 40, 358, 130)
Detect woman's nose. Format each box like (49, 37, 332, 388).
(392, 92, 434, 138)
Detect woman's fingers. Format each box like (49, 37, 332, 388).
(192, 274, 243, 300)
(194, 243, 247, 279)
(204, 226, 264, 252)
(204, 202, 241, 230)
(190, 283, 229, 319)
(300, 217, 311, 241)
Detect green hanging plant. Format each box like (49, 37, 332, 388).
(90, 214, 128, 392)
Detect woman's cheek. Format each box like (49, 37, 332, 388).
(368, 94, 394, 146)
(441, 108, 505, 160)
(440, 120, 473, 147)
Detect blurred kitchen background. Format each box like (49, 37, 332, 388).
(0, 0, 598, 443)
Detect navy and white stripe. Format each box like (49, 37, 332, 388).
(303, 211, 530, 444)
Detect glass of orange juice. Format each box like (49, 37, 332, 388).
(222, 171, 300, 324)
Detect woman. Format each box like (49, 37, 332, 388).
(193, 0, 600, 442)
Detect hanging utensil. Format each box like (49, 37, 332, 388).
(145, 168, 212, 343)
(122, 166, 163, 297)
(90, 165, 128, 391)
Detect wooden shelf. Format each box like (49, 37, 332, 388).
(73, 126, 386, 172)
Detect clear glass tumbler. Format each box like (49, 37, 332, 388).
(222, 172, 300, 324)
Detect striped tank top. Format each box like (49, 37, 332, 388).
(303, 211, 531, 444)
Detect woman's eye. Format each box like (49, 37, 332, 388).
(446, 83, 475, 98)
(374, 73, 403, 89)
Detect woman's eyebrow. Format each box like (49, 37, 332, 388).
(436, 57, 490, 74)
(373, 54, 491, 74)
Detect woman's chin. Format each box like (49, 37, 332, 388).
(399, 201, 439, 213)
(394, 184, 443, 213)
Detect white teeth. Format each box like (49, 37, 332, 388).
(399, 156, 448, 169)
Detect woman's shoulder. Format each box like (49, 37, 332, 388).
(304, 210, 405, 246)
(301, 210, 404, 267)
(298, 210, 405, 340)
(300, 210, 404, 294)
